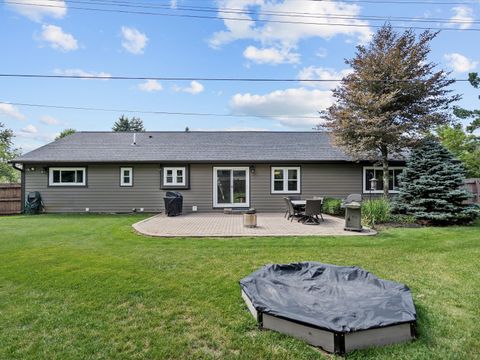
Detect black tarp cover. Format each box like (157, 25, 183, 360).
(240, 262, 416, 333)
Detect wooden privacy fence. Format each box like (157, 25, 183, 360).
(465, 178, 480, 204)
(0, 184, 21, 215)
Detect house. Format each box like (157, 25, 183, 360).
(11, 131, 405, 213)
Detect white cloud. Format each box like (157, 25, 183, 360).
(444, 53, 478, 73)
(316, 48, 328, 58)
(38, 24, 78, 52)
(173, 81, 204, 95)
(53, 68, 111, 79)
(39, 115, 61, 125)
(138, 79, 163, 92)
(6, 0, 67, 22)
(21, 124, 38, 134)
(0, 103, 26, 121)
(297, 66, 353, 89)
(448, 6, 474, 29)
(243, 45, 300, 65)
(15, 131, 56, 142)
(121, 26, 148, 54)
(209, 0, 372, 60)
(229, 87, 332, 126)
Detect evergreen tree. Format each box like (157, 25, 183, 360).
(393, 138, 478, 224)
(112, 115, 145, 132)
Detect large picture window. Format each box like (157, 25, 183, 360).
(271, 167, 301, 194)
(363, 167, 404, 193)
(163, 167, 186, 186)
(49, 167, 86, 186)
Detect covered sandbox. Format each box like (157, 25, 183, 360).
(240, 262, 416, 355)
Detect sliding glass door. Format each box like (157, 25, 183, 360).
(213, 167, 249, 207)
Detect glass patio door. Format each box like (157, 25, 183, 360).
(213, 167, 249, 207)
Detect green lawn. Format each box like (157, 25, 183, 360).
(0, 214, 479, 359)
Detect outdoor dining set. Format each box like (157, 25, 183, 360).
(283, 196, 324, 225)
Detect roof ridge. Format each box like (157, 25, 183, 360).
(74, 130, 330, 134)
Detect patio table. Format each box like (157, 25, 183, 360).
(291, 200, 306, 207)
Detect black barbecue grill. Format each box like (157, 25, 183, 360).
(163, 191, 183, 216)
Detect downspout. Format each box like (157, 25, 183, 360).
(11, 163, 25, 213)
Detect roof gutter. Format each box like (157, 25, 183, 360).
(11, 162, 23, 172)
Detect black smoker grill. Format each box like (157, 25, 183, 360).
(164, 191, 183, 216)
(25, 191, 43, 214)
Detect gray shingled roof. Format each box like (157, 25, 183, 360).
(13, 131, 357, 163)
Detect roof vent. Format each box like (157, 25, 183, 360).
(131, 132, 137, 146)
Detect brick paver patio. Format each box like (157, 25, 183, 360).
(133, 212, 376, 237)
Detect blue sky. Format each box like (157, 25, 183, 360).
(0, 0, 479, 152)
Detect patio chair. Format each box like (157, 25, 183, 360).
(283, 197, 290, 218)
(312, 196, 325, 222)
(284, 197, 298, 222)
(300, 199, 323, 225)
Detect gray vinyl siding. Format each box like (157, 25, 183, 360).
(24, 163, 363, 213)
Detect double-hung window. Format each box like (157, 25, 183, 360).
(163, 167, 186, 186)
(271, 167, 301, 194)
(120, 167, 133, 187)
(363, 167, 404, 193)
(49, 167, 86, 186)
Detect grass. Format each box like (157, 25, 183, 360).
(0, 214, 479, 359)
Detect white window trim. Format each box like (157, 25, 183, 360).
(213, 167, 250, 208)
(120, 167, 133, 187)
(163, 167, 186, 186)
(49, 167, 86, 186)
(362, 166, 404, 194)
(271, 167, 301, 194)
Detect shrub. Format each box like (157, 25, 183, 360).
(362, 198, 391, 227)
(388, 213, 416, 224)
(322, 198, 345, 216)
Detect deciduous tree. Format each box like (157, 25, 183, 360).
(453, 72, 480, 133)
(0, 122, 20, 183)
(55, 128, 76, 140)
(437, 124, 480, 178)
(322, 25, 459, 197)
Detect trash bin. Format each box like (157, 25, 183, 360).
(163, 191, 183, 216)
(342, 194, 362, 231)
(243, 208, 257, 228)
(25, 191, 43, 214)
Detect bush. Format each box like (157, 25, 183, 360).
(388, 213, 416, 224)
(362, 198, 391, 227)
(322, 198, 344, 216)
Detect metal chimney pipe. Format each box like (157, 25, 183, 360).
(132, 132, 136, 146)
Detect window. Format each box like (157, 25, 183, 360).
(49, 167, 86, 186)
(271, 167, 301, 194)
(363, 167, 404, 193)
(163, 167, 186, 186)
(120, 167, 133, 187)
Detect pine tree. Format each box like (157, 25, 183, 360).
(393, 138, 478, 224)
(112, 115, 145, 132)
